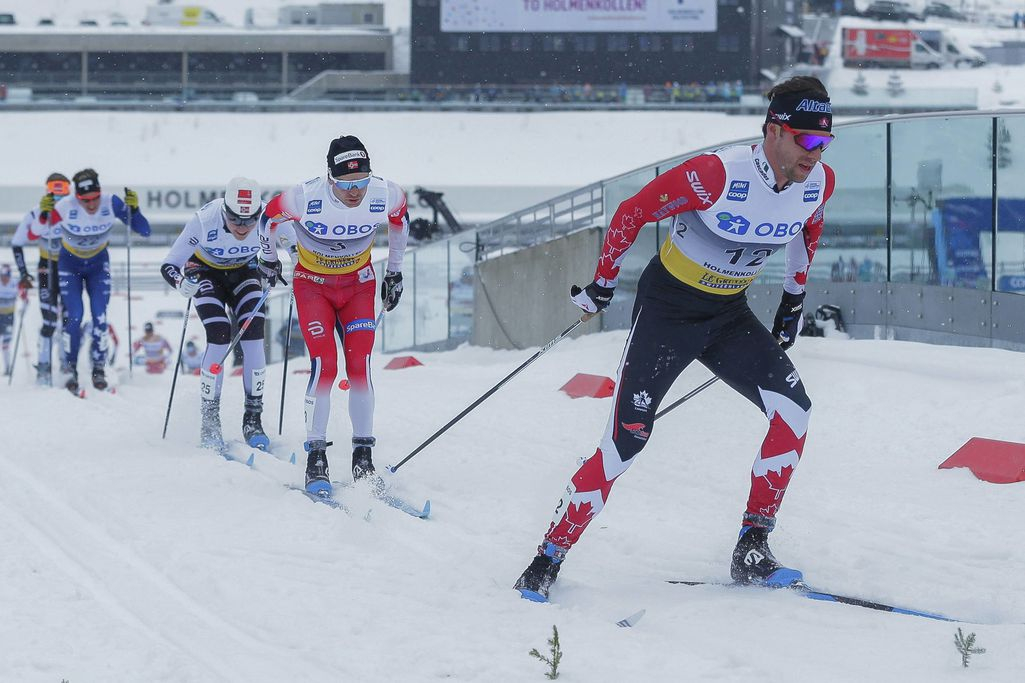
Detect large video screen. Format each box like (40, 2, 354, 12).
(440, 0, 717, 33)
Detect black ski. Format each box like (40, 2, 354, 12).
(667, 580, 957, 622)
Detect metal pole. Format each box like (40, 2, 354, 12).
(277, 292, 294, 435)
(389, 312, 596, 473)
(653, 376, 720, 421)
(208, 287, 272, 375)
(6, 296, 29, 385)
(125, 194, 134, 378)
(162, 298, 192, 439)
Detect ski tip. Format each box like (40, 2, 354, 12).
(421, 500, 431, 518)
(289, 452, 296, 464)
(517, 588, 550, 603)
(616, 609, 646, 628)
(246, 452, 255, 467)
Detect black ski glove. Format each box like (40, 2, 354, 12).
(771, 290, 806, 350)
(381, 271, 403, 311)
(258, 258, 288, 287)
(570, 281, 615, 313)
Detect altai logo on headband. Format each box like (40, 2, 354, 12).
(795, 99, 831, 114)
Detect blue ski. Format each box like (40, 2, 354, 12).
(334, 480, 431, 519)
(667, 580, 956, 622)
(284, 484, 349, 512)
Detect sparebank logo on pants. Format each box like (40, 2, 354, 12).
(345, 318, 375, 333)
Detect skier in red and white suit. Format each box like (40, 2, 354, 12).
(515, 76, 837, 602)
(259, 135, 408, 495)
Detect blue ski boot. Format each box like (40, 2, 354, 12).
(304, 440, 332, 496)
(730, 525, 803, 587)
(514, 542, 566, 603)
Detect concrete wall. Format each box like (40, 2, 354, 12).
(472, 227, 602, 349)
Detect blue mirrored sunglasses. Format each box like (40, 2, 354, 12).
(333, 176, 372, 191)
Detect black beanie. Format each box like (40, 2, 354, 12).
(73, 168, 101, 197)
(327, 135, 371, 177)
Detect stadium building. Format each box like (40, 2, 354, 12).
(410, 0, 801, 86)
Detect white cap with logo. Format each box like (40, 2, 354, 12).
(224, 177, 262, 219)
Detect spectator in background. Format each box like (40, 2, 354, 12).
(133, 321, 172, 374)
(181, 340, 203, 374)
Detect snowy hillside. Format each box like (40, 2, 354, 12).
(1, 287, 1023, 681)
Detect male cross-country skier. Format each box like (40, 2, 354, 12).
(11, 173, 71, 386)
(41, 168, 151, 394)
(515, 76, 836, 602)
(258, 135, 408, 496)
(160, 177, 272, 449)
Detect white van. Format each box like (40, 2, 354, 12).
(944, 34, 987, 67)
(144, 5, 227, 27)
(911, 39, 945, 69)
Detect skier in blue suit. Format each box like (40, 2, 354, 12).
(40, 168, 151, 393)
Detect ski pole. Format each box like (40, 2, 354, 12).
(389, 312, 597, 473)
(208, 287, 272, 376)
(162, 297, 192, 439)
(653, 377, 720, 421)
(652, 339, 782, 421)
(277, 291, 294, 435)
(125, 192, 134, 379)
(7, 295, 29, 385)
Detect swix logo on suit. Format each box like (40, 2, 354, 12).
(659, 145, 831, 295)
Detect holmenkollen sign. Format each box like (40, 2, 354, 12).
(440, 0, 716, 33)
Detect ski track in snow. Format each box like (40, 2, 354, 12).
(2, 290, 1025, 681)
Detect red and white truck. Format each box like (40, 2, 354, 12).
(842, 28, 946, 68)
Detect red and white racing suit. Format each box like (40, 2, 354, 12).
(261, 175, 408, 445)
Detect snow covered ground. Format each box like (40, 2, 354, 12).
(1, 287, 1023, 681)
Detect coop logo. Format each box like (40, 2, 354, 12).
(306, 200, 323, 214)
(796, 99, 831, 113)
(344, 318, 376, 333)
(686, 170, 713, 206)
(621, 422, 650, 440)
(206, 229, 219, 242)
(727, 180, 750, 202)
(715, 211, 750, 235)
(803, 181, 821, 203)
(306, 320, 326, 338)
(369, 199, 386, 213)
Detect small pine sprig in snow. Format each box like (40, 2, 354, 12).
(529, 624, 563, 679)
(953, 627, 986, 668)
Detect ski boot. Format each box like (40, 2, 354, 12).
(514, 542, 566, 603)
(200, 398, 224, 450)
(305, 440, 332, 496)
(91, 366, 108, 391)
(34, 362, 52, 387)
(352, 436, 386, 494)
(730, 525, 803, 588)
(65, 368, 80, 396)
(241, 395, 269, 450)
